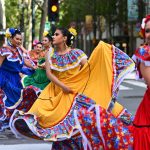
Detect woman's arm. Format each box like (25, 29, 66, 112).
(19, 45, 36, 69)
(0, 55, 5, 67)
(45, 52, 73, 94)
(24, 59, 37, 70)
(19, 45, 28, 54)
(80, 58, 87, 69)
(140, 62, 150, 87)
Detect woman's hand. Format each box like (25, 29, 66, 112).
(19, 45, 28, 54)
(32, 65, 38, 70)
(24, 59, 38, 70)
(62, 85, 74, 94)
(38, 63, 46, 69)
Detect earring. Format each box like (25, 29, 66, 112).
(63, 40, 68, 49)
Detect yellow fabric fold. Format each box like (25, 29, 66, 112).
(29, 41, 127, 128)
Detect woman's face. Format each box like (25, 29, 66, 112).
(52, 29, 66, 46)
(42, 37, 51, 48)
(11, 34, 22, 47)
(35, 44, 42, 52)
(145, 20, 150, 44)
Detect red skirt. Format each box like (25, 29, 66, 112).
(133, 88, 150, 150)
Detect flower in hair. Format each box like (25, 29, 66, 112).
(5, 28, 17, 38)
(43, 31, 49, 37)
(68, 27, 77, 36)
(141, 18, 146, 30)
(9, 28, 16, 35)
(5, 28, 12, 38)
(139, 18, 145, 38)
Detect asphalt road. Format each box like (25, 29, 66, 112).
(118, 79, 146, 115)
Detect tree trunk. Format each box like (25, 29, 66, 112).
(27, 0, 32, 50)
(0, 0, 6, 29)
(39, 0, 48, 41)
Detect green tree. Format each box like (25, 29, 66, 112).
(59, 0, 127, 38)
(5, 0, 21, 28)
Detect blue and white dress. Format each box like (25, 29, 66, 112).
(0, 46, 40, 131)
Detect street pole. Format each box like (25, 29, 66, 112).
(93, 0, 97, 47)
(39, 0, 48, 41)
(130, 22, 134, 56)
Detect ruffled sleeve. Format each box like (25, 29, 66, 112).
(0, 47, 13, 58)
(132, 45, 150, 79)
(111, 45, 135, 98)
(0, 46, 23, 63)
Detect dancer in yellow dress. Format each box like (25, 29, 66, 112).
(10, 27, 134, 149)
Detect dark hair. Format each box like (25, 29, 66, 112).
(36, 41, 42, 45)
(45, 34, 53, 42)
(11, 29, 21, 39)
(56, 27, 75, 47)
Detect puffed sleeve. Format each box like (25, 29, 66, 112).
(132, 45, 150, 79)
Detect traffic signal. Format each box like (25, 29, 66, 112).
(48, 0, 59, 22)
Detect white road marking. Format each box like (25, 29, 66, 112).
(124, 80, 147, 88)
(119, 85, 132, 90)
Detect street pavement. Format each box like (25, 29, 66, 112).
(118, 71, 146, 115)
(0, 129, 52, 150)
(0, 71, 147, 150)
(0, 144, 52, 150)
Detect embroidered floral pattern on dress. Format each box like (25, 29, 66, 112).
(10, 92, 133, 150)
(10, 94, 96, 141)
(133, 45, 150, 62)
(132, 45, 150, 79)
(107, 46, 135, 112)
(113, 46, 135, 92)
(75, 105, 133, 150)
(49, 49, 88, 72)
